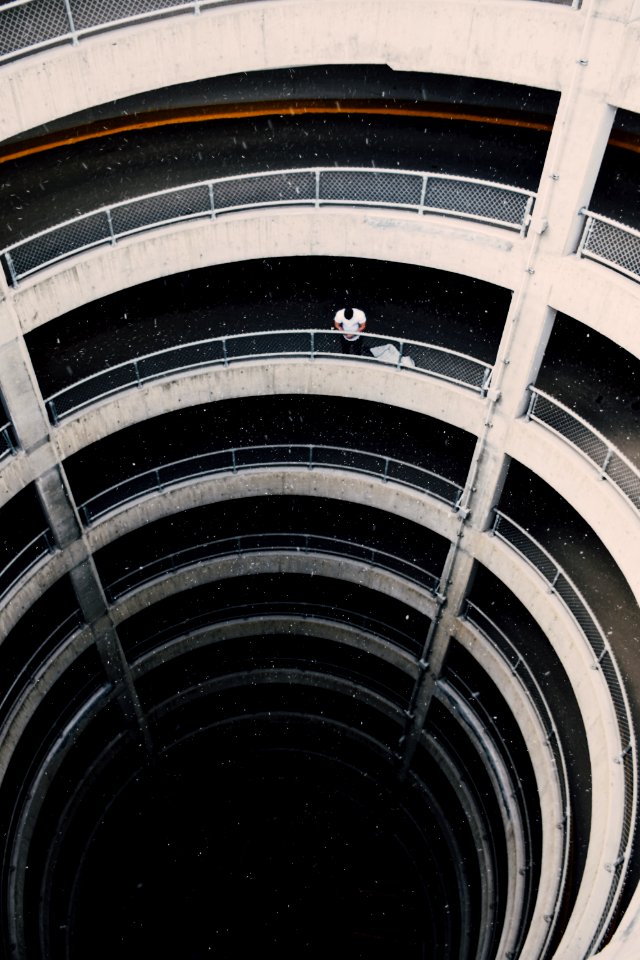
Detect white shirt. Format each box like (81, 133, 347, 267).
(334, 307, 367, 340)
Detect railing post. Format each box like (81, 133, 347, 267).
(155, 468, 162, 492)
(520, 194, 535, 238)
(383, 457, 389, 482)
(105, 208, 116, 245)
(222, 337, 228, 367)
(419, 174, 428, 215)
(480, 365, 492, 398)
(4, 252, 19, 289)
(208, 181, 216, 219)
(525, 387, 537, 421)
(62, 0, 79, 44)
(133, 360, 141, 387)
(576, 211, 593, 259)
(308, 445, 313, 469)
(315, 170, 321, 208)
(548, 568, 560, 593)
(396, 341, 404, 369)
(600, 448, 613, 479)
(1, 427, 16, 456)
(48, 400, 59, 426)
(231, 448, 237, 473)
(310, 331, 315, 359)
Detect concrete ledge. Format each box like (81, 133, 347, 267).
(506, 416, 640, 603)
(83, 466, 460, 552)
(7, 208, 522, 333)
(109, 552, 440, 627)
(472, 529, 628, 960)
(454, 617, 566, 960)
(51, 357, 487, 458)
(546, 255, 640, 361)
(0, 0, 578, 142)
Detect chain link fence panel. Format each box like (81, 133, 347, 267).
(213, 171, 316, 211)
(69, 0, 182, 31)
(0, 0, 69, 58)
(0, 530, 53, 604)
(48, 362, 138, 422)
(110, 184, 211, 235)
(319, 169, 423, 207)
(8, 211, 111, 279)
(424, 176, 529, 227)
(529, 390, 640, 512)
(581, 216, 640, 280)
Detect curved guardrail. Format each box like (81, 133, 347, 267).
(0, 0, 578, 66)
(0, 609, 83, 732)
(491, 509, 637, 954)
(45, 328, 494, 423)
(125, 599, 426, 661)
(0, 529, 55, 606)
(1, 166, 535, 286)
(578, 209, 640, 284)
(103, 531, 442, 602)
(526, 386, 640, 512)
(463, 599, 571, 958)
(78, 442, 464, 523)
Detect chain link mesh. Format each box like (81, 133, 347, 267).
(319, 170, 423, 207)
(48, 362, 138, 421)
(213, 171, 316, 210)
(110, 184, 210, 236)
(69, 0, 183, 31)
(9, 212, 111, 280)
(0, 0, 69, 57)
(46, 330, 492, 422)
(606, 452, 640, 511)
(137, 339, 225, 381)
(530, 392, 640, 511)
(424, 177, 529, 227)
(582, 217, 640, 279)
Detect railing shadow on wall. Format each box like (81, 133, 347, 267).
(1, 167, 535, 286)
(0, 0, 580, 66)
(491, 509, 637, 955)
(45, 328, 494, 423)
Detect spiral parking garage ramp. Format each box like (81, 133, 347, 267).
(1, 0, 640, 957)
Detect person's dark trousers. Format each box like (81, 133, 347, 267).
(341, 337, 362, 355)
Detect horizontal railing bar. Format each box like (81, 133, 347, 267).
(0, 1, 577, 66)
(581, 208, 640, 240)
(105, 531, 441, 600)
(1, 166, 535, 285)
(80, 443, 464, 522)
(528, 385, 640, 509)
(45, 327, 493, 403)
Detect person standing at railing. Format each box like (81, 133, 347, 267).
(333, 306, 367, 355)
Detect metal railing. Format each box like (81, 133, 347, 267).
(79, 443, 464, 524)
(578, 209, 640, 283)
(103, 531, 441, 602)
(0, 0, 578, 66)
(0, 420, 17, 462)
(463, 599, 571, 956)
(126, 598, 425, 660)
(0, 608, 83, 730)
(0, 166, 535, 286)
(0, 528, 55, 604)
(45, 328, 494, 423)
(527, 386, 640, 512)
(491, 509, 637, 952)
